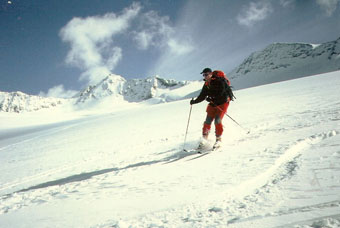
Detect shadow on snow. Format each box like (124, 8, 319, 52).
(5, 147, 202, 196)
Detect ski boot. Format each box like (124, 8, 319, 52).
(213, 136, 222, 150)
(197, 134, 209, 150)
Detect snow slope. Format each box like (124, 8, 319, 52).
(0, 71, 340, 227)
(229, 37, 340, 89)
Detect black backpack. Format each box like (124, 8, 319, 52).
(212, 70, 236, 101)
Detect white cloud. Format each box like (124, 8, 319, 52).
(133, 11, 194, 55)
(133, 11, 174, 49)
(60, 2, 141, 85)
(105, 47, 122, 70)
(316, 0, 339, 16)
(237, 1, 273, 27)
(167, 39, 194, 56)
(279, 0, 296, 8)
(133, 31, 154, 50)
(39, 85, 78, 98)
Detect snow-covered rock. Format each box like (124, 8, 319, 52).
(75, 74, 192, 104)
(229, 37, 340, 89)
(75, 74, 126, 103)
(0, 75, 199, 113)
(0, 91, 64, 113)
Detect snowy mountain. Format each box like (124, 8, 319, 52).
(0, 91, 64, 113)
(0, 75, 201, 113)
(229, 37, 340, 89)
(75, 74, 195, 104)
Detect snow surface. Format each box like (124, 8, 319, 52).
(0, 71, 340, 227)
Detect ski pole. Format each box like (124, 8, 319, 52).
(225, 113, 250, 134)
(212, 101, 250, 134)
(183, 99, 193, 151)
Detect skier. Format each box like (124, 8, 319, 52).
(190, 68, 233, 150)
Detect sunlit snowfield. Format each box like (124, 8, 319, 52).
(0, 71, 340, 227)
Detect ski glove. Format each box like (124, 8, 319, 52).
(206, 97, 212, 102)
(190, 99, 196, 105)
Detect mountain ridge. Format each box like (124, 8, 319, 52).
(228, 37, 340, 89)
(0, 75, 195, 113)
(75, 74, 191, 104)
(0, 91, 64, 113)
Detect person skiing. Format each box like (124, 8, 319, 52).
(190, 67, 233, 150)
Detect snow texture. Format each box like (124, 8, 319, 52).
(0, 70, 339, 228)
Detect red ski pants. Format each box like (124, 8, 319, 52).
(203, 102, 229, 137)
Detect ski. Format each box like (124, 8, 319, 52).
(180, 145, 223, 162)
(185, 146, 221, 154)
(197, 149, 211, 154)
(198, 146, 221, 154)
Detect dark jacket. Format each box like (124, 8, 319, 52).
(193, 76, 230, 106)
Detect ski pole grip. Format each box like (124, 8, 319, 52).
(190, 98, 194, 105)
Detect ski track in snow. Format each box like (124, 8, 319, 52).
(1, 128, 339, 226)
(95, 131, 339, 228)
(0, 72, 340, 227)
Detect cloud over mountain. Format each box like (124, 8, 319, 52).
(59, 2, 193, 87)
(60, 3, 141, 85)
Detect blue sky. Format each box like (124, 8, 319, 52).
(1, 0, 340, 97)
